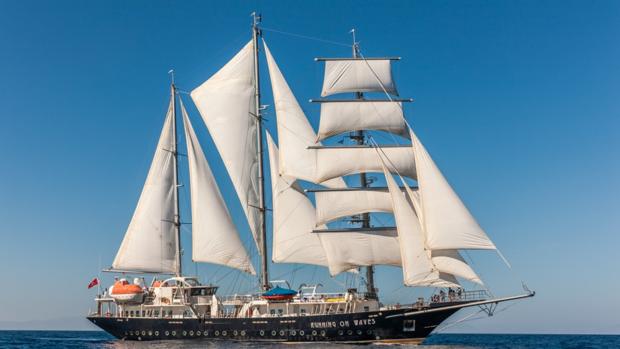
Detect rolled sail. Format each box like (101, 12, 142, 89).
(112, 97, 178, 274)
(314, 145, 416, 183)
(181, 101, 255, 274)
(317, 101, 408, 141)
(321, 59, 398, 97)
(191, 41, 262, 250)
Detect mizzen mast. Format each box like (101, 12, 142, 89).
(252, 12, 269, 291)
(169, 71, 183, 277)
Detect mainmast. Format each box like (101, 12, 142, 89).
(252, 12, 269, 291)
(170, 72, 183, 277)
(350, 30, 376, 297)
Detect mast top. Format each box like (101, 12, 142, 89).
(168, 69, 175, 86)
(251, 12, 261, 29)
(350, 28, 360, 57)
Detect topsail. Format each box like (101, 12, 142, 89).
(320, 58, 398, 96)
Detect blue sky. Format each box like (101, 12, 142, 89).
(0, 0, 618, 333)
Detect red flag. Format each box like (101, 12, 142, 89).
(87, 277, 99, 289)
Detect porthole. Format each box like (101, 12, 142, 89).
(141, 331, 146, 336)
(204, 331, 209, 336)
(366, 329, 373, 335)
(291, 330, 296, 336)
(215, 330, 220, 336)
(320, 330, 326, 337)
(182, 331, 187, 336)
(312, 330, 317, 336)
(299, 330, 305, 336)
(357, 330, 362, 335)
(271, 330, 277, 336)
(347, 330, 353, 335)
(148, 330, 152, 336)
(241, 330, 246, 336)
(338, 330, 343, 335)
(189, 330, 194, 336)
(154, 331, 159, 336)
(260, 330, 265, 336)
(233, 330, 238, 336)
(197, 331, 201, 336)
(279, 330, 285, 336)
(129, 331, 133, 336)
(222, 330, 227, 336)
(171, 331, 176, 336)
(165, 331, 170, 336)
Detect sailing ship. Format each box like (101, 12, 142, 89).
(87, 15, 534, 343)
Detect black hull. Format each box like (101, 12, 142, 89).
(88, 304, 465, 343)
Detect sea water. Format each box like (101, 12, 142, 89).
(0, 331, 618, 349)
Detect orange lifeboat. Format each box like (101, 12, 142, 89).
(109, 279, 145, 304)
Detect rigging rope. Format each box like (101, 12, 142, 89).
(261, 27, 351, 48)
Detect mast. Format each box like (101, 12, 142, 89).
(350, 29, 376, 298)
(170, 73, 182, 277)
(252, 12, 269, 291)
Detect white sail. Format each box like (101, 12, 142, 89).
(403, 183, 483, 285)
(410, 129, 496, 250)
(431, 250, 482, 285)
(112, 98, 178, 274)
(263, 41, 346, 188)
(266, 132, 330, 267)
(321, 59, 398, 97)
(315, 146, 416, 183)
(181, 101, 255, 274)
(191, 40, 262, 250)
(319, 231, 402, 276)
(314, 188, 394, 225)
(382, 162, 440, 286)
(317, 101, 408, 141)
(267, 132, 395, 274)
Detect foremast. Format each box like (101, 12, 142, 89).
(252, 12, 269, 291)
(350, 30, 376, 297)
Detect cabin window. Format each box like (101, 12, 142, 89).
(277, 309, 283, 315)
(363, 306, 370, 312)
(154, 310, 160, 317)
(300, 308, 306, 315)
(270, 309, 276, 315)
(403, 319, 415, 332)
(130, 310, 134, 317)
(167, 310, 173, 317)
(142, 310, 146, 317)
